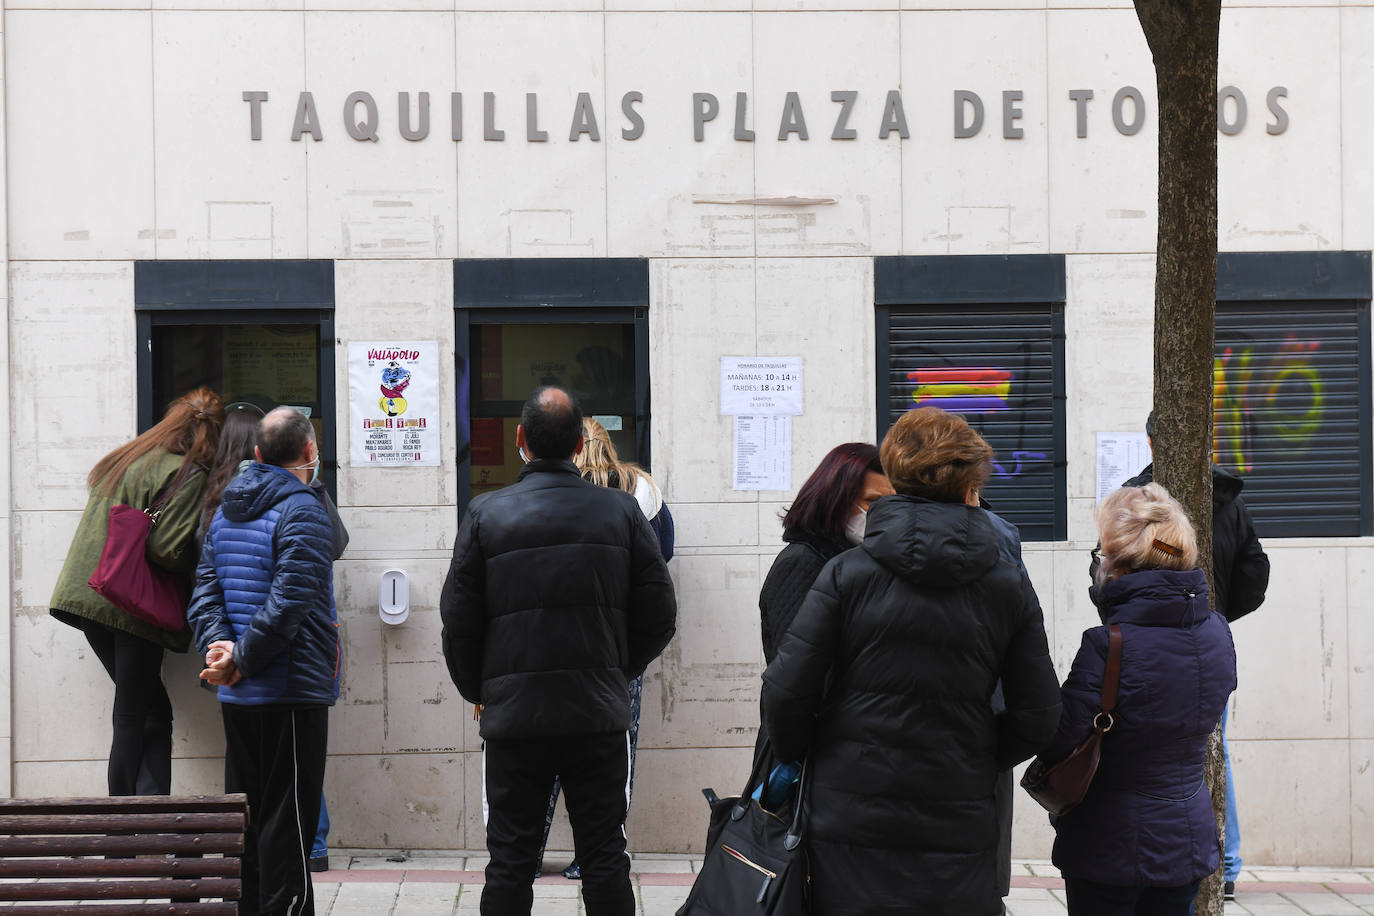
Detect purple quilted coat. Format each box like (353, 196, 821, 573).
(1045, 567, 1236, 887)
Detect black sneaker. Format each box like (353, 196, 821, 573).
(1223, 880, 1235, 900)
(561, 861, 581, 880)
(308, 855, 329, 873)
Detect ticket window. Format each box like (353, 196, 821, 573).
(468, 320, 640, 498)
(135, 261, 337, 493)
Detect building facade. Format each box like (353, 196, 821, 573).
(2, 0, 1372, 866)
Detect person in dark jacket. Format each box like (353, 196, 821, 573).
(762, 407, 1061, 916)
(1051, 482, 1237, 914)
(187, 406, 339, 916)
(1090, 411, 1269, 899)
(440, 386, 677, 916)
(758, 442, 892, 666)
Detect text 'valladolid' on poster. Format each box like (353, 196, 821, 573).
(349, 341, 440, 468)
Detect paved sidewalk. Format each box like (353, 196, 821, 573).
(308, 851, 1374, 915)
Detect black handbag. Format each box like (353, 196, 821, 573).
(677, 745, 809, 915)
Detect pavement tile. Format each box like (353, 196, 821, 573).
(630, 858, 694, 873)
(1278, 893, 1367, 915)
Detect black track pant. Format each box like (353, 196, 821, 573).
(79, 617, 172, 796)
(222, 704, 328, 916)
(482, 731, 633, 916)
(1064, 877, 1200, 916)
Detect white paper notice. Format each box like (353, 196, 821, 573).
(733, 416, 792, 491)
(1096, 432, 1152, 502)
(721, 357, 803, 416)
(349, 341, 441, 467)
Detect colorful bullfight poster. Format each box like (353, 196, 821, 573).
(349, 341, 440, 467)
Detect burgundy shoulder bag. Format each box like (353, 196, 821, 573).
(1020, 623, 1123, 816)
(88, 467, 202, 631)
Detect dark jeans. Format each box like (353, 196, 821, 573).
(223, 704, 329, 916)
(482, 731, 634, 916)
(79, 617, 172, 796)
(1064, 877, 1201, 916)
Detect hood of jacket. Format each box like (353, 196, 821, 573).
(221, 463, 312, 523)
(1095, 567, 1212, 627)
(861, 494, 1001, 587)
(1125, 462, 1244, 511)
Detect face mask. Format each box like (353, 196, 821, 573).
(844, 507, 868, 546)
(519, 446, 531, 464)
(289, 449, 321, 485)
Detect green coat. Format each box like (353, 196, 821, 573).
(49, 449, 208, 653)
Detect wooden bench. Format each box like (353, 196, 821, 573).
(0, 793, 247, 914)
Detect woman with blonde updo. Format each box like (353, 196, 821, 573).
(1040, 482, 1237, 915)
(762, 406, 1061, 915)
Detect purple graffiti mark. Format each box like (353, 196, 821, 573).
(991, 451, 1048, 479)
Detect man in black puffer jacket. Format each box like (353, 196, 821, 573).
(441, 386, 677, 916)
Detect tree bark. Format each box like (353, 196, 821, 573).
(1131, 0, 1225, 912)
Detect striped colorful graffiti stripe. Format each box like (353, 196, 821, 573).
(909, 368, 1012, 413)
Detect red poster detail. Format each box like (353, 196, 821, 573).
(480, 326, 503, 401)
(471, 418, 504, 466)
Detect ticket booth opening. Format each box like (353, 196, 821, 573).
(135, 261, 337, 493)
(455, 259, 651, 508)
(468, 321, 640, 498)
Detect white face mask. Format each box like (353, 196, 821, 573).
(518, 446, 531, 464)
(844, 506, 868, 546)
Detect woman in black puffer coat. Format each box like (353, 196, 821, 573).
(762, 407, 1062, 916)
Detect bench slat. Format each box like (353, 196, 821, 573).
(0, 812, 245, 834)
(0, 878, 240, 901)
(0, 857, 240, 878)
(0, 834, 243, 857)
(6, 904, 238, 915)
(0, 795, 247, 817)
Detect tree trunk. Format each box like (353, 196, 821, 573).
(1131, 0, 1225, 912)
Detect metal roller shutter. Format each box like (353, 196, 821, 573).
(885, 303, 1065, 541)
(1215, 301, 1366, 537)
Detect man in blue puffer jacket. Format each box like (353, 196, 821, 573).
(188, 406, 339, 916)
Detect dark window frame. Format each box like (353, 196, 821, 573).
(134, 260, 337, 494)
(1215, 250, 1373, 537)
(874, 254, 1068, 541)
(454, 258, 651, 514)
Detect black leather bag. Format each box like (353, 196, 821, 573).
(677, 747, 809, 915)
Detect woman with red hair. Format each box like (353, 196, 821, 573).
(758, 442, 893, 664)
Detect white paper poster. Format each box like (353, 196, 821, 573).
(720, 357, 804, 416)
(1096, 432, 1152, 502)
(733, 416, 792, 491)
(349, 341, 440, 467)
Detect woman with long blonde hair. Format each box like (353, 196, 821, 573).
(576, 419, 667, 539)
(50, 386, 223, 796)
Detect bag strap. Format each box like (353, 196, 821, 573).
(1098, 624, 1123, 718)
(147, 465, 203, 523)
(784, 756, 809, 851)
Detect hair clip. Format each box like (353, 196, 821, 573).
(1151, 538, 1183, 557)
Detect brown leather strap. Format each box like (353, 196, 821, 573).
(1100, 624, 1123, 713)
